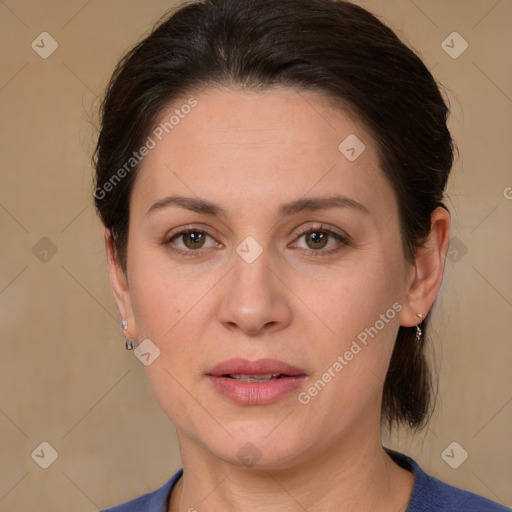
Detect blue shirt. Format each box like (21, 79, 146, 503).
(101, 448, 509, 511)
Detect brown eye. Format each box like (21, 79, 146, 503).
(304, 231, 329, 250)
(179, 231, 207, 249)
(292, 226, 349, 256)
(163, 228, 219, 256)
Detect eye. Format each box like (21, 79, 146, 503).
(161, 224, 349, 258)
(291, 225, 349, 256)
(162, 228, 220, 256)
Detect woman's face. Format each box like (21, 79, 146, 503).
(113, 87, 418, 468)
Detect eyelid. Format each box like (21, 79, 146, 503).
(162, 223, 350, 256)
(163, 225, 221, 253)
(289, 224, 350, 254)
(164, 223, 219, 241)
(293, 223, 349, 240)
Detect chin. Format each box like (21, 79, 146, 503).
(202, 424, 312, 471)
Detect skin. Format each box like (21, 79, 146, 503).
(105, 86, 451, 512)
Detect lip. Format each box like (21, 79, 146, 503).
(206, 357, 307, 377)
(206, 358, 307, 405)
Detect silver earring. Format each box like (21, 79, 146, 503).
(416, 313, 423, 343)
(121, 320, 133, 350)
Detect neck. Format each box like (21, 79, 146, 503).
(169, 427, 414, 512)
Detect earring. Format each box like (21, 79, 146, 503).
(416, 313, 423, 343)
(121, 320, 133, 350)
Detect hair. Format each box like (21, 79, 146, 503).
(93, 0, 455, 432)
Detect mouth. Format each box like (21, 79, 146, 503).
(206, 358, 307, 405)
(206, 357, 307, 378)
(222, 373, 288, 382)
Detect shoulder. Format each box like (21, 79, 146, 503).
(385, 448, 509, 512)
(100, 468, 183, 512)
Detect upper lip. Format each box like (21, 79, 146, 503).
(206, 358, 307, 377)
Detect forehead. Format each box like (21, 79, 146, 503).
(130, 86, 396, 221)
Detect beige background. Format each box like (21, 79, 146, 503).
(0, 0, 511, 510)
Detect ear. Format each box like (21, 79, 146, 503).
(104, 227, 138, 340)
(399, 206, 451, 327)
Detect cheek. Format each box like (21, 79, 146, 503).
(302, 257, 400, 340)
(127, 255, 216, 394)
(296, 255, 402, 397)
(127, 248, 204, 338)
(129, 266, 211, 430)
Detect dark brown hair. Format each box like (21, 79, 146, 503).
(93, 0, 454, 432)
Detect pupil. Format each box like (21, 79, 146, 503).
(185, 232, 204, 248)
(307, 231, 327, 249)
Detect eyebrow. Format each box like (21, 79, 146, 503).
(146, 194, 371, 218)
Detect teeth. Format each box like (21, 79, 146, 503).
(228, 373, 281, 382)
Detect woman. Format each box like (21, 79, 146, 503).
(94, 0, 508, 510)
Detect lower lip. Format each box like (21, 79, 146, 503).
(207, 375, 307, 405)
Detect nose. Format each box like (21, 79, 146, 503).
(217, 245, 293, 336)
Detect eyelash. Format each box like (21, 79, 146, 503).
(161, 224, 349, 258)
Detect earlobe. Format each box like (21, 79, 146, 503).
(399, 206, 451, 328)
(104, 228, 138, 340)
